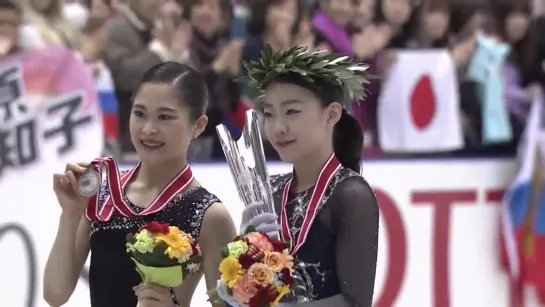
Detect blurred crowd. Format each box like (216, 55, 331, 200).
(1, 0, 543, 162)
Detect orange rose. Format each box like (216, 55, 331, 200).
(264, 251, 287, 272)
(247, 263, 275, 286)
(246, 232, 274, 252)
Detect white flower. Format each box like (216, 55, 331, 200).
(186, 262, 200, 273)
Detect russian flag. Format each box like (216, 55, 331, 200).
(95, 65, 119, 140)
(501, 90, 545, 305)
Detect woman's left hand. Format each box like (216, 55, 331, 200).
(134, 283, 174, 307)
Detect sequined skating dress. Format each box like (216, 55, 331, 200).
(88, 183, 219, 307)
(271, 167, 379, 307)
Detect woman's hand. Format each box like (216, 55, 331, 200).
(525, 83, 541, 102)
(450, 34, 478, 67)
(53, 162, 91, 215)
(240, 202, 280, 238)
(212, 39, 244, 75)
(135, 283, 175, 307)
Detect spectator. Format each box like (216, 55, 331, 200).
(182, 0, 244, 161)
(350, 0, 392, 152)
(80, 0, 113, 63)
(351, 0, 375, 31)
(241, 0, 301, 158)
(311, 0, 354, 54)
(375, 0, 413, 49)
(230, 0, 249, 39)
(102, 0, 191, 154)
(242, 0, 301, 71)
(448, 0, 491, 153)
(19, 0, 82, 49)
(403, 0, 450, 49)
(0, 0, 21, 55)
(495, 0, 539, 143)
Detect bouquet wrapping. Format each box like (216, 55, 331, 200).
(210, 227, 296, 307)
(126, 221, 202, 288)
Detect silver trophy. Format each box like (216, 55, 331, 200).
(216, 109, 309, 303)
(216, 109, 276, 220)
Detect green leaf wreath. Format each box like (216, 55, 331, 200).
(243, 44, 373, 107)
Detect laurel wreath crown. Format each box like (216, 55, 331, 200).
(243, 44, 372, 107)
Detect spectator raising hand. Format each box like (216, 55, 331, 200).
(212, 38, 245, 76)
(170, 20, 192, 56)
(450, 33, 478, 67)
(272, 21, 292, 50)
(88, 0, 111, 26)
(152, 0, 191, 61)
(294, 14, 315, 51)
(353, 23, 393, 59)
(525, 83, 541, 102)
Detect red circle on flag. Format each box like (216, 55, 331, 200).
(409, 75, 436, 129)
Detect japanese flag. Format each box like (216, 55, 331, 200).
(377, 50, 463, 153)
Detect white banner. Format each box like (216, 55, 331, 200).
(378, 50, 463, 153)
(3, 157, 544, 307)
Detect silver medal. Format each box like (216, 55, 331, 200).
(77, 169, 101, 197)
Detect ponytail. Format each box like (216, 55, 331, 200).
(333, 109, 363, 173)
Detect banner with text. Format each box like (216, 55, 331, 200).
(0, 47, 104, 180)
(3, 158, 545, 307)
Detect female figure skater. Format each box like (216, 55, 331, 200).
(240, 47, 379, 306)
(43, 62, 236, 307)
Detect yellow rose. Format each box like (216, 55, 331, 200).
(263, 251, 286, 272)
(247, 263, 274, 286)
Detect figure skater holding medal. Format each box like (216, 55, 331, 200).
(43, 62, 237, 307)
(238, 46, 379, 307)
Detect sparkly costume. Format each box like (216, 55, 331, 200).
(271, 167, 379, 306)
(88, 181, 218, 307)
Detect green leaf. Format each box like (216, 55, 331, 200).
(244, 43, 375, 109)
(221, 247, 230, 258)
(132, 258, 183, 287)
(245, 225, 256, 234)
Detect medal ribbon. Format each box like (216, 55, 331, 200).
(84, 157, 194, 222)
(280, 153, 341, 255)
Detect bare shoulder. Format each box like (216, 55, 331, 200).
(200, 202, 236, 241)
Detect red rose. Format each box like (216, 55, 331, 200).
(248, 285, 277, 307)
(139, 221, 170, 234)
(264, 234, 289, 252)
(238, 253, 256, 270)
(190, 242, 200, 256)
(279, 268, 294, 285)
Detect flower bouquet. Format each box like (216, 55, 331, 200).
(209, 227, 295, 307)
(126, 221, 201, 289)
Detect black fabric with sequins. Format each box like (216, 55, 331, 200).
(271, 167, 379, 306)
(88, 183, 219, 307)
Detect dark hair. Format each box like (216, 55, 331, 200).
(135, 62, 209, 122)
(448, 0, 492, 37)
(493, 0, 535, 76)
(374, 0, 414, 24)
(182, 0, 234, 36)
(247, 0, 302, 37)
(404, 0, 450, 48)
(266, 75, 363, 173)
(0, 0, 20, 13)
